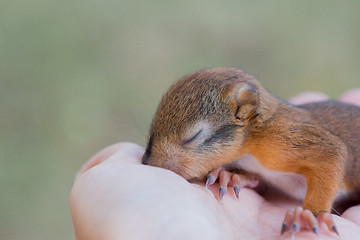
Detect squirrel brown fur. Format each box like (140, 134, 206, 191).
(142, 68, 360, 220)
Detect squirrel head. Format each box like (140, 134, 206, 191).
(142, 68, 278, 180)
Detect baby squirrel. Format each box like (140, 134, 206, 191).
(142, 68, 360, 237)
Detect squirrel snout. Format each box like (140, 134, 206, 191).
(141, 154, 150, 165)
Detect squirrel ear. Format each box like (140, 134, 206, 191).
(234, 82, 258, 126)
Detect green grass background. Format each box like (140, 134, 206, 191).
(1, 1, 359, 239)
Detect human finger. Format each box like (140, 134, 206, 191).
(77, 142, 144, 178)
(288, 91, 329, 105)
(339, 89, 360, 107)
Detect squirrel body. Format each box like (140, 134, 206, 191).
(142, 68, 360, 216)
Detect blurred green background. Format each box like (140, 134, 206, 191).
(1, 0, 359, 239)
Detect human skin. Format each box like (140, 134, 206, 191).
(70, 90, 360, 240)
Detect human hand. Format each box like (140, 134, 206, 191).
(70, 90, 360, 240)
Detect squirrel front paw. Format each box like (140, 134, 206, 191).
(205, 166, 259, 200)
(281, 207, 339, 238)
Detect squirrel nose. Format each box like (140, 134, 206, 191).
(142, 154, 150, 165)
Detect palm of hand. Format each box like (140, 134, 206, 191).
(70, 143, 360, 240)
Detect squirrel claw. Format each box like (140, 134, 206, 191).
(281, 207, 339, 238)
(219, 187, 226, 200)
(317, 211, 340, 236)
(205, 174, 215, 188)
(233, 185, 240, 199)
(206, 167, 259, 200)
(205, 167, 223, 188)
(331, 225, 339, 236)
